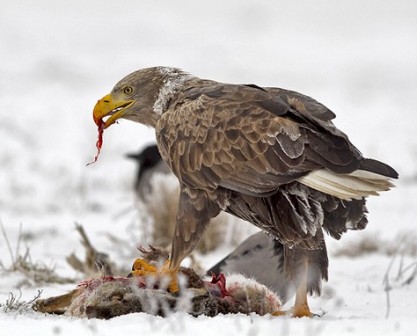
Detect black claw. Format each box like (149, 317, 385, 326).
(312, 310, 326, 318)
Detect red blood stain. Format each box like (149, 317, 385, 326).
(86, 119, 104, 166)
(210, 273, 229, 297)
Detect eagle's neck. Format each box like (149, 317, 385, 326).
(153, 67, 192, 115)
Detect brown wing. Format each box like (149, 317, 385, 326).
(156, 82, 362, 199)
(265, 87, 336, 123)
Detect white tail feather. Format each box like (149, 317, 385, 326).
(297, 169, 395, 200)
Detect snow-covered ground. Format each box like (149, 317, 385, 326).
(1, 0, 416, 335)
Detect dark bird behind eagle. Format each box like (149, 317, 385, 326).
(92, 66, 398, 317)
(126, 144, 171, 200)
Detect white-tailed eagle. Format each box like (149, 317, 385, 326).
(92, 67, 398, 317)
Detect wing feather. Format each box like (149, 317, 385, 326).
(156, 82, 373, 200)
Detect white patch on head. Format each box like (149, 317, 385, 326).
(153, 67, 191, 115)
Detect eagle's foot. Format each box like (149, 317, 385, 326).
(272, 304, 315, 318)
(130, 258, 179, 293)
(291, 303, 313, 318)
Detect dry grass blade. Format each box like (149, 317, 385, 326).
(383, 254, 417, 319)
(1, 289, 42, 313)
(66, 223, 122, 277)
(382, 254, 397, 319)
(0, 218, 74, 285)
(0, 217, 16, 267)
(395, 258, 417, 286)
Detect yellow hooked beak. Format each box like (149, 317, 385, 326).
(93, 93, 134, 128)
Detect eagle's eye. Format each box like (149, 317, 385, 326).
(123, 86, 134, 96)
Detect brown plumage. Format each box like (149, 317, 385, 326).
(93, 66, 398, 317)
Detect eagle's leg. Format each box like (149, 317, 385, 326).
(291, 257, 312, 318)
(166, 190, 221, 292)
(271, 256, 312, 318)
(273, 243, 328, 318)
(289, 241, 328, 317)
(131, 189, 220, 293)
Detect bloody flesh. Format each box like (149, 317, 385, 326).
(86, 119, 104, 166)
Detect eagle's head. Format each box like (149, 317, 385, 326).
(93, 66, 190, 129)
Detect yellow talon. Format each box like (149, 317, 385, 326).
(132, 258, 158, 274)
(291, 304, 313, 318)
(130, 258, 180, 293)
(271, 305, 313, 318)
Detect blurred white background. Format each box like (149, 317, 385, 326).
(0, 2, 416, 334)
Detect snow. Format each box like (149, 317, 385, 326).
(1, 0, 416, 335)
